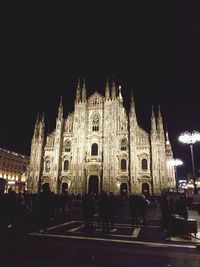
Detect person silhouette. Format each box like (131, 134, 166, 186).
(38, 183, 53, 233)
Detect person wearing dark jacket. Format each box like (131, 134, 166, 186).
(129, 194, 139, 226)
(38, 183, 53, 233)
(82, 194, 95, 232)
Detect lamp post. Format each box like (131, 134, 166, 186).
(168, 159, 183, 192)
(179, 131, 200, 194)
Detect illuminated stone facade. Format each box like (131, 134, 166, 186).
(0, 147, 30, 193)
(28, 80, 175, 196)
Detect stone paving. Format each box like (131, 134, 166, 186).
(27, 201, 200, 248)
(1, 198, 200, 246)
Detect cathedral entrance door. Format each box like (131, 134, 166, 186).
(62, 183, 68, 194)
(88, 176, 99, 196)
(142, 183, 150, 197)
(120, 183, 128, 196)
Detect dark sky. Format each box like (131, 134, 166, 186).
(1, 1, 200, 179)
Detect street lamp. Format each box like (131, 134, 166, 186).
(168, 159, 183, 192)
(178, 131, 200, 194)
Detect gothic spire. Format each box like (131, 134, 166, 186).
(157, 105, 164, 134)
(57, 96, 63, 120)
(129, 90, 138, 128)
(111, 75, 116, 99)
(41, 112, 45, 123)
(158, 105, 162, 121)
(166, 130, 170, 145)
(76, 79, 81, 102)
(105, 77, 110, 99)
(165, 128, 173, 156)
(82, 78, 87, 102)
(39, 112, 45, 138)
(33, 112, 40, 138)
(35, 112, 40, 127)
(151, 106, 156, 132)
(118, 85, 123, 101)
(130, 90, 136, 115)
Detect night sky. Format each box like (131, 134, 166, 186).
(1, 1, 200, 180)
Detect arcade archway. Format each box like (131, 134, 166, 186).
(62, 182, 68, 194)
(142, 183, 150, 197)
(120, 183, 128, 196)
(88, 175, 99, 195)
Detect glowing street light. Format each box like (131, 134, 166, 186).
(178, 131, 200, 194)
(168, 159, 183, 191)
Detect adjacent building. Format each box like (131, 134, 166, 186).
(0, 147, 30, 193)
(28, 79, 175, 196)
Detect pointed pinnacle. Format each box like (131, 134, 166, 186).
(151, 106, 155, 116)
(83, 77, 86, 87)
(112, 74, 116, 85)
(166, 130, 169, 140)
(131, 89, 133, 98)
(60, 96, 63, 106)
(106, 76, 109, 86)
(36, 112, 39, 122)
(41, 112, 45, 122)
(131, 90, 134, 102)
(77, 78, 80, 88)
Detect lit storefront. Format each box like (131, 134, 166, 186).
(0, 147, 29, 193)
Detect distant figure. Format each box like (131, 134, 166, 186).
(176, 195, 188, 220)
(82, 194, 95, 232)
(7, 188, 17, 228)
(99, 192, 110, 233)
(129, 194, 139, 226)
(138, 194, 150, 225)
(107, 193, 117, 229)
(38, 183, 53, 233)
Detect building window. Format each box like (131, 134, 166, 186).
(121, 138, 127, 151)
(64, 140, 71, 152)
(121, 159, 127, 171)
(64, 160, 69, 171)
(91, 143, 98, 156)
(142, 159, 148, 170)
(92, 114, 99, 131)
(45, 160, 51, 172)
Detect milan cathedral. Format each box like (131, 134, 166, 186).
(28, 79, 175, 196)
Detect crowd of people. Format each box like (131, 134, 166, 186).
(0, 184, 75, 233)
(82, 192, 124, 233)
(82, 192, 151, 234)
(0, 184, 197, 236)
(0, 184, 152, 234)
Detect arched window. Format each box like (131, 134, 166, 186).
(121, 138, 127, 151)
(92, 114, 99, 131)
(142, 159, 148, 170)
(91, 143, 98, 156)
(64, 160, 69, 171)
(64, 140, 71, 152)
(45, 160, 51, 172)
(121, 159, 127, 171)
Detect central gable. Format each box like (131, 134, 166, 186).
(88, 90, 104, 107)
